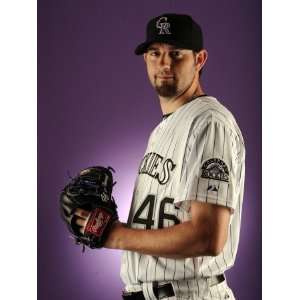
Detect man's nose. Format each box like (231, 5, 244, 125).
(159, 53, 172, 69)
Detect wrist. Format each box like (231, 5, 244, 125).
(104, 221, 126, 249)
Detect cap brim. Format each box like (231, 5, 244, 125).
(134, 38, 200, 55)
(134, 41, 152, 55)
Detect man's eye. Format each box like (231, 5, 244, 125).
(171, 51, 182, 58)
(149, 51, 160, 57)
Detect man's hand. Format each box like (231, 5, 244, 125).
(59, 166, 118, 249)
(73, 208, 122, 245)
(73, 208, 91, 235)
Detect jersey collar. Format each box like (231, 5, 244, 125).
(162, 94, 208, 120)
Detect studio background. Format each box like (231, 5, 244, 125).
(38, 0, 261, 299)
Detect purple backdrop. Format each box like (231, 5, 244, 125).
(38, 0, 261, 299)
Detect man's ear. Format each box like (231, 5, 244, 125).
(143, 53, 147, 63)
(196, 49, 208, 71)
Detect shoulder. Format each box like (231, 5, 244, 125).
(190, 96, 235, 124)
(191, 96, 244, 141)
(187, 97, 246, 161)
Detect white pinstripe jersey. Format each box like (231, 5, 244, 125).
(120, 96, 245, 291)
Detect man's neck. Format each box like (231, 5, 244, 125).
(159, 83, 205, 115)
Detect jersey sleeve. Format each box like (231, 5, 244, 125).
(173, 114, 245, 212)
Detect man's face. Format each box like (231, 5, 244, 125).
(143, 43, 200, 98)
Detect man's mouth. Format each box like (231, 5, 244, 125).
(157, 76, 174, 79)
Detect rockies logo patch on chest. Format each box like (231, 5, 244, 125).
(201, 158, 229, 182)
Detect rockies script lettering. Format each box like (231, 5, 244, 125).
(138, 152, 176, 184)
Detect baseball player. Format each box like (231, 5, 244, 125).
(72, 13, 245, 300)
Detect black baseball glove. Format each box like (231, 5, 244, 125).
(60, 166, 118, 250)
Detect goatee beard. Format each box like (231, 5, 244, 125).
(155, 82, 178, 98)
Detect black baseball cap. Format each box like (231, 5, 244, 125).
(135, 13, 203, 55)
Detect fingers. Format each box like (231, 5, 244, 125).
(74, 208, 90, 219)
(74, 209, 90, 235)
(76, 217, 86, 227)
(75, 216, 88, 235)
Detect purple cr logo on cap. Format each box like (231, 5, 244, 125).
(156, 17, 171, 35)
